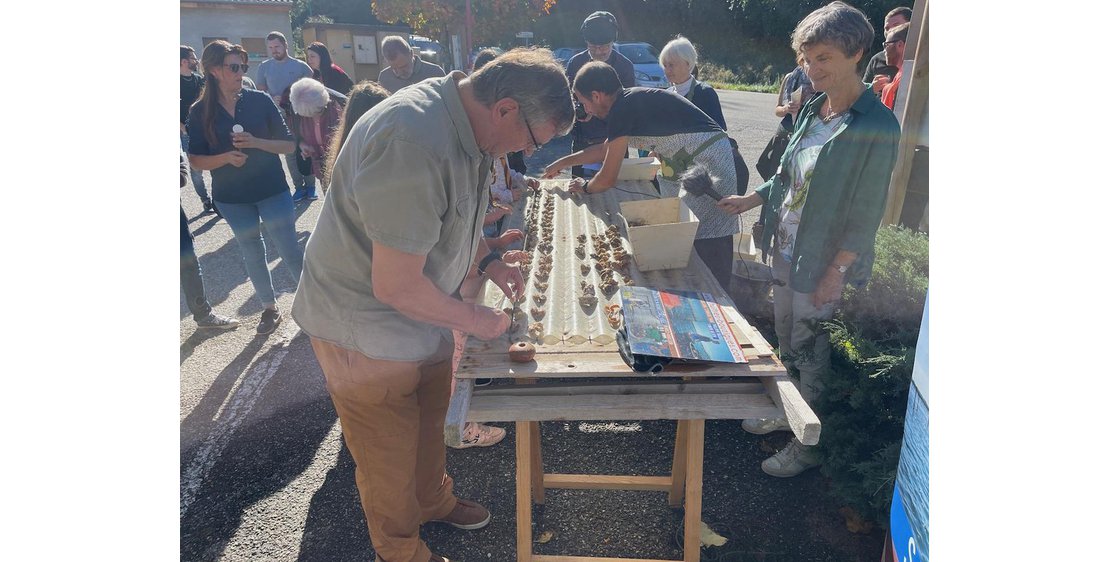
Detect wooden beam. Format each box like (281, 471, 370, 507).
(531, 422, 545, 504)
(668, 421, 688, 507)
(759, 375, 822, 446)
(467, 392, 781, 423)
(516, 420, 534, 562)
(473, 380, 767, 397)
(444, 377, 473, 448)
(543, 474, 673, 492)
(533, 556, 680, 562)
(883, 0, 930, 225)
(683, 420, 705, 562)
(457, 351, 784, 379)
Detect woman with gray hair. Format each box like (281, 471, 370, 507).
(289, 77, 343, 189)
(659, 35, 726, 130)
(716, 1, 901, 478)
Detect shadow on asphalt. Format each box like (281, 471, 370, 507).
(181, 333, 341, 561)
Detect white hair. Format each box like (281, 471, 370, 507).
(659, 36, 698, 69)
(290, 78, 329, 117)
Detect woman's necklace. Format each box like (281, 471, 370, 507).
(821, 98, 846, 123)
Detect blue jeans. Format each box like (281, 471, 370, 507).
(181, 207, 212, 320)
(215, 191, 304, 306)
(181, 131, 209, 203)
(284, 151, 316, 196)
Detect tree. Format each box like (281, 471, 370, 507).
(372, 0, 557, 46)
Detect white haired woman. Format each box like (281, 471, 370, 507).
(289, 77, 343, 193)
(716, 1, 901, 477)
(659, 35, 726, 130)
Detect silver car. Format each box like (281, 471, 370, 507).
(615, 42, 668, 88)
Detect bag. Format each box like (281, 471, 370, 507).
(295, 150, 314, 177)
(756, 131, 789, 182)
(728, 137, 749, 195)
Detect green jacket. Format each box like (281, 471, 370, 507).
(755, 89, 900, 293)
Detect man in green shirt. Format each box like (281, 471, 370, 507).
(293, 48, 573, 562)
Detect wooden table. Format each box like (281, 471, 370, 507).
(446, 180, 820, 562)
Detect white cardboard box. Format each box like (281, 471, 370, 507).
(617, 157, 661, 181)
(619, 197, 699, 271)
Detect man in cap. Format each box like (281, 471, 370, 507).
(564, 11, 636, 178)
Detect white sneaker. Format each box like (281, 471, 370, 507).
(761, 438, 820, 478)
(741, 417, 790, 435)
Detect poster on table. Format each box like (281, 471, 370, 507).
(619, 286, 746, 363)
(890, 291, 929, 561)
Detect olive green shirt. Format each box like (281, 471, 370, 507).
(293, 72, 492, 361)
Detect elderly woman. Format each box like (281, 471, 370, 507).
(306, 41, 355, 95)
(289, 77, 343, 189)
(659, 35, 726, 130)
(186, 40, 302, 335)
(544, 61, 740, 289)
(716, 1, 901, 477)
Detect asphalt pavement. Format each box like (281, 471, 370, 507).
(180, 89, 883, 561)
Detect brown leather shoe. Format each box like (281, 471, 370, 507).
(430, 497, 491, 530)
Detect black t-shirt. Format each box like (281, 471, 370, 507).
(180, 72, 204, 125)
(605, 87, 722, 140)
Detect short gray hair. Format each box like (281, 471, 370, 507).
(791, 1, 874, 59)
(381, 35, 411, 60)
(289, 77, 330, 117)
(659, 36, 697, 69)
(470, 47, 575, 136)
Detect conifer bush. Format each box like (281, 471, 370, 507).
(813, 225, 928, 527)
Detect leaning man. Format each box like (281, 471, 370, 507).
(292, 48, 573, 562)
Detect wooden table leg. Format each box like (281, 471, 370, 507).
(683, 419, 705, 562)
(668, 420, 689, 507)
(530, 421, 545, 504)
(516, 420, 534, 562)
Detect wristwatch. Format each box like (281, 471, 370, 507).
(831, 263, 849, 274)
(582, 180, 590, 194)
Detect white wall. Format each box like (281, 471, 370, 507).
(180, 6, 293, 84)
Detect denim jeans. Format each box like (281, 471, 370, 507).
(771, 253, 836, 403)
(180, 131, 209, 203)
(181, 207, 212, 320)
(284, 151, 316, 196)
(215, 191, 304, 306)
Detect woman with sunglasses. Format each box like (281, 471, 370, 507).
(186, 40, 303, 335)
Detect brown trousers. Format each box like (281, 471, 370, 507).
(310, 336, 458, 562)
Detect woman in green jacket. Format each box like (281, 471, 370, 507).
(717, 1, 901, 478)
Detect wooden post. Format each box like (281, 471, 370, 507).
(683, 420, 705, 562)
(882, 0, 930, 225)
(668, 420, 689, 507)
(516, 420, 534, 562)
(530, 421, 545, 504)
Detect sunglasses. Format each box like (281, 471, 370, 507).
(224, 63, 250, 73)
(524, 117, 542, 151)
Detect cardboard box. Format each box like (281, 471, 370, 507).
(617, 157, 661, 181)
(619, 198, 699, 271)
(733, 232, 759, 261)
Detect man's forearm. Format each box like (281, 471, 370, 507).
(380, 275, 489, 334)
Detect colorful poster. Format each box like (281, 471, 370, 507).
(619, 286, 746, 363)
(890, 291, 929, 561)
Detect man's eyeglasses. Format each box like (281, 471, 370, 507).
(224, 63, 250, 73)
(883, 39, 903, 46)
(524, 117, 542, 151)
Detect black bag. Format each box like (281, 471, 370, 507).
(728, 137, 749, 195)
(295, 149, 314, 177)
(756, 131, 790, 182)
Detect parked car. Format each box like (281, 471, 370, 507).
(409, 35, 444, 66)
(614, 42, 668, 88)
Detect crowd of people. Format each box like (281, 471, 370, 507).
(181, 2, 910, 559)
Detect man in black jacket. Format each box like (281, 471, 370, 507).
(564, 11, 636, 178)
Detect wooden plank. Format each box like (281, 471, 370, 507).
(533, 556, 679, 562)
(457, 351, 784, 379)
(759, 375, 822, 446)
(516, 420, 534, 562)
(444, 377, 473, 448)
(683, 420, 705, 562)
(668, 421, 688, 507)
(542, 474, 672, 492)
(467, 392, 780, 423)
(473, 380, 767, 398)
(883, 0, 929, 225)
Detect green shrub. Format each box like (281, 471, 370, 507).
(813, 225, 928, 527)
